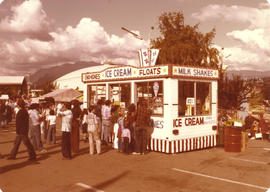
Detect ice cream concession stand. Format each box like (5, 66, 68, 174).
(81, 64, 219, 153)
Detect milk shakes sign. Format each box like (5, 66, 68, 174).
(173, 66, 219, 79)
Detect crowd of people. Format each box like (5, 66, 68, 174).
(0, 99, 14, 128)
(1, 96, 154, 161)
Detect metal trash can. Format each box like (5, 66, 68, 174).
(224, 126, 242, 152)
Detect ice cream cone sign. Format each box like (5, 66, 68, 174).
(153, 82, 159, 97)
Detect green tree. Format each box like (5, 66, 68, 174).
(151, 11, 220, 68)
(37, 81, 57, 94)
(151, 11, 255, 111)
(219, 75, 246, 110)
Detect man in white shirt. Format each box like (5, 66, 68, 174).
(101, 100, 111, 145)
(29, 103, 46, 152)
(58, 102, 73, 159)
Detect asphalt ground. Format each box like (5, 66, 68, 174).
(1, 120, 270, 192)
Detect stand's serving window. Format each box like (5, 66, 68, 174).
(178, 81, 211, 116)
(88, 84, 106, 105)
(109, 83, 131, 108)
(136, 81, 163, 116)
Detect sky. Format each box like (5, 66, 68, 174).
(0, 0, 270, 76)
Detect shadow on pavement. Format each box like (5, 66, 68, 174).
(0, 155, 49, 174)
(72, 146, 89, 158)
(0, 140, 14, 144)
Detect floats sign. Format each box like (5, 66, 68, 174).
(173, 66, 219, 79)
(82, 66, 169, 83)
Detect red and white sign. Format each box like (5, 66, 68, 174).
(138, 49, 159, 67)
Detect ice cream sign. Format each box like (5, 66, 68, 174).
(173, 66, 219, 79)
(173, 116, 205, 128)
(82, 65, 169, 83)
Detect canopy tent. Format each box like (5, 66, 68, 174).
(37, 88, 83, 103)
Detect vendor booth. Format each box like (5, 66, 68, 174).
(81, 64, 219, 153)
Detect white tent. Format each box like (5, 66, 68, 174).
(38, 89, 83, 103)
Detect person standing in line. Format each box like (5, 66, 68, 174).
(111, 105, 120, 147)
(135, 99, 152, 155)
(41, 103, 50, 143)
(86, 105, 101, 155)
(81, 108, 89, 142)
(29, 103, 46, 152)
(100, 99, 106, 143)
(58, 102, 73, 160)
(101, 100, 111, 145)
(116, 110, 125, 151)
(94, 105, 102, 143)
(127, 103, 137, 153)
(121, 119, 131, 154)
(95, 100, 103, 124)
(71, 100, 81, 153)
(56, 103, 63, 132)
(46, 109, 57, 144)
(7, 99, 36, 161)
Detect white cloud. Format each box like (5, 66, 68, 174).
(192, 4, 270, 71)
(49, 17, 147, 63)
(0, 17, 148, 75)
(227, 28, 270, 51)
(192, 4, 270, 29)
(0, 0, 50, 33)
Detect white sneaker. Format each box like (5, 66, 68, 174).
(250, 137, 255, 140)
(40, 149, 47, 153)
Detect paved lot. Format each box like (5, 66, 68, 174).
(1, 121, 270, 192)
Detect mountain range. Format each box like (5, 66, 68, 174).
(30, 62, 270, 86)
(226, 70, 270, 79)
(30, 61, 99, 87)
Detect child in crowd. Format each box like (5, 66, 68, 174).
(47, 109, 57, 144)
(121, 118, 131, 154)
